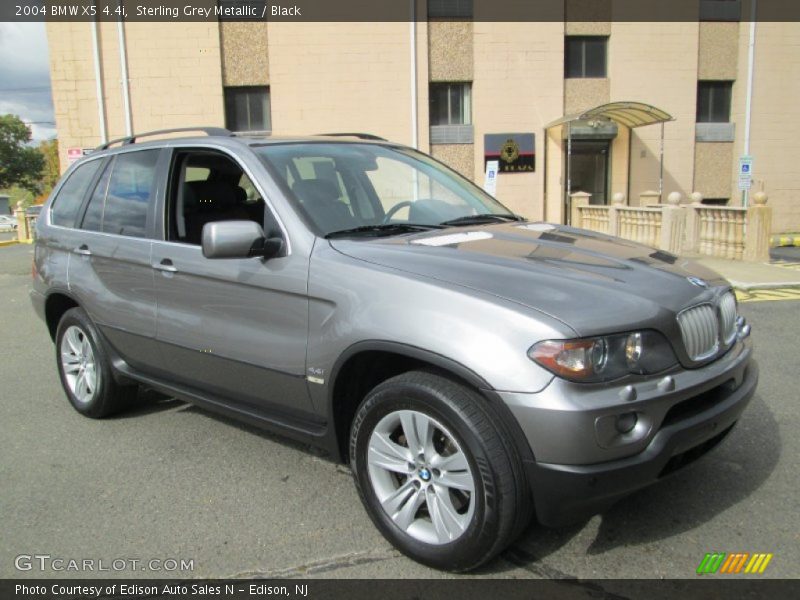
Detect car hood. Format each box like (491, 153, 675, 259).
(329, 222, 729, 337)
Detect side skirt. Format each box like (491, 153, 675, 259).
(112, 360, 340, 458)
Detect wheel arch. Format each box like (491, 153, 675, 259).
(44, 291, 81, 341)
(328, 341, 535, 466)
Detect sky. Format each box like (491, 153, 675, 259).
(0, 22, 56, 142)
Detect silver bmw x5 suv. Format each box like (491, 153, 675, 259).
(31, 128, 757, 571)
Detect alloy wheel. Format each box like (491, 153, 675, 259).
(366, 409, 476, 545)
(60, 325, 97, 405)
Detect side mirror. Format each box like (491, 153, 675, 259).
(201, 221, 284, 260)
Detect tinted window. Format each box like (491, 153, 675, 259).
(428, 0, 472, 17)
(697, 81, 733, 123)
(225, 87, 271, 132)
(81, 161, 112, 232)
(700, 0, 741, 21)
(429, 83, 472, 126)
(50, 159, 103, 227)
(101, 150, 160, 237)
(565, 36, 608, 78)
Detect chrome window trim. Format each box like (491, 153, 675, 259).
(45, 142, 292, 256)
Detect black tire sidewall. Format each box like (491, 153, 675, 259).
(350, 377, 507, 571)
(55, 308, 111, 418)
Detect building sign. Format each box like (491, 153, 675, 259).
(483, 160, 499, 196)
(738, 155, 753, 191)
(484, 133, 535, 173)
(67, 147, 93, 165)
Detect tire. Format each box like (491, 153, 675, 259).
(349, 371, 531, 572)
(55, 307, 138, 418)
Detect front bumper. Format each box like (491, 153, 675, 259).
(499, 339, 758, 526)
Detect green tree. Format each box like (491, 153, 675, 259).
(0, 114, 45, 193)
(4, 185, 34, 211)
(38, 138, 60, 193)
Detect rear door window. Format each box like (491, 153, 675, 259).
(80, 149, 160, 237)
(50, 159, 103, 227)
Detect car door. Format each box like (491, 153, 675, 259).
(66, 148, 166, 374)
(150, 147, 313, 418)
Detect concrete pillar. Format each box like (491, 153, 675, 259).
(744, 192, 772, 262)
(639, 190, 661, 207)
(660, 192, 686, 255)
(570, 191, 591, 228)
(684, 192, 703, 254)
(608, 193, 625, 237)
(14, 202, 29, 242)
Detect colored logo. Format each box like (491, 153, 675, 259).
(500, 139, 521, 164)
(696, 552, 773, 575)
(687, 276, 709, 288)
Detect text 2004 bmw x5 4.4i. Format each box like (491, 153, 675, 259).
(30, 129, 757, 571)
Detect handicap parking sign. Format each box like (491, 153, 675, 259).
(739, 155, 753, 176)
(738, 155, 753, 190)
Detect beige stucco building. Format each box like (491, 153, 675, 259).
(45, 2, 800, 233)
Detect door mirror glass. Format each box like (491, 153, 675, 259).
(201, 220, 282, 260)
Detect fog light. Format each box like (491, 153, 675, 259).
(615, 412, 638, 434)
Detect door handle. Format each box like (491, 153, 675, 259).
(73, 244, 92, 256)
(153, 258, 178, 273)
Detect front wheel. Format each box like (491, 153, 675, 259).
(349, 371, 531, 571)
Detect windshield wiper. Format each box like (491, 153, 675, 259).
(439, 214, 525, 227)
(325, 223, 443, 239)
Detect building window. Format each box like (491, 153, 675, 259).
(565, 36, 608, 78)
(697, 81, 733, 123)
(428, 0, 473, 18)
(224, 86, 271, 132)
(429, 83, 472, 126)
(700, 0, 741, 21)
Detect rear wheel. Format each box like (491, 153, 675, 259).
(350, 371, 531, 571)
(55, 307, 138, 418)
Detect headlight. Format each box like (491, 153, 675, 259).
(528, 330, 677, 382)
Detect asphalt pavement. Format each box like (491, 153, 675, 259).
(771, 245, 800, 263)
(1, 243, 797, 580)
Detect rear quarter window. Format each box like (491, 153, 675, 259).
(50, 159, 103, 227)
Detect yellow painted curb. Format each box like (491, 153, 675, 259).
(736, 287, 800, 303)
(770, 234, 800, 248)
(0, 239, 20, 247)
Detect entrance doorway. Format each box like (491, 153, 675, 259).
(567, 140, 610, 205)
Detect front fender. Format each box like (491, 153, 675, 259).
(304, 242, 567, 416)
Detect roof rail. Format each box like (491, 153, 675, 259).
(95, 127, 233, 151)
(316, 132, 387, 141)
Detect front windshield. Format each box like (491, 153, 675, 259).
(255, 142, 515, 237)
